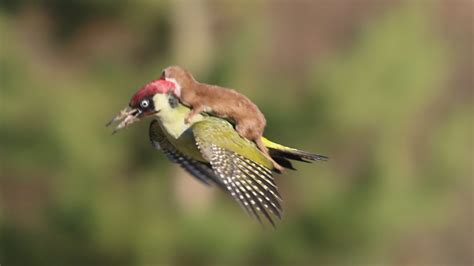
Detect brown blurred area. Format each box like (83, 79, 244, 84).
(0, 1, 472, 265)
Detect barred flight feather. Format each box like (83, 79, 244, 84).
(195, 136, 283, 226)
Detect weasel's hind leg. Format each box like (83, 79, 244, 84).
(255, 137, 285, 173)
(236, 123, 284, 173)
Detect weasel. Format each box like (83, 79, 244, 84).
(161, 65, 284, 172)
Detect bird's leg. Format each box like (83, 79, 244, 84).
(106, 107, 130, 127)
(108, 107, 141, 134)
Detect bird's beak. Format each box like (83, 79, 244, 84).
(106, 106, 142, 134)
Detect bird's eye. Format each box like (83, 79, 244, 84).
(140, 99, 150, 109)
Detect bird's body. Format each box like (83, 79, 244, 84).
(152, 94, 271, 166)
(107, 79, 327, 226)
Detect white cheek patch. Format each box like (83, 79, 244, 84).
(165, 77, 182, 97)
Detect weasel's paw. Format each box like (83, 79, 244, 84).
(184, 116, 192, 124)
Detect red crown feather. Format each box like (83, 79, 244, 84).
(129, 79, 175, 107)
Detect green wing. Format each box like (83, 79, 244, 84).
(192, 117, 273, 169)
(192, 117, 282, 226)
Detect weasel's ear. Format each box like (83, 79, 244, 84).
(168, 94, 179, 108)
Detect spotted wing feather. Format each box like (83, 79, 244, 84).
(195, 135, 283, 226)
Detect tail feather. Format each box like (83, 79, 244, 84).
(262, 137, 328, 171)
(274, 148, 329, 162)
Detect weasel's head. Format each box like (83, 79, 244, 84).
(160, 65, 196, 97)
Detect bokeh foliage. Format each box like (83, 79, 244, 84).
(0, 1, 472, 265)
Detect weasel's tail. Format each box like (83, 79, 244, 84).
(262, 137, 328, 170)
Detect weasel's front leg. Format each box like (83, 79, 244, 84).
(184, 105, 206, 124)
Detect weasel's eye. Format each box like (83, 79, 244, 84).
(140, 99, 150, 109)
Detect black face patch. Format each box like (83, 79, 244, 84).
(138, 97, 155, 113)
(168, 95, 178, 108)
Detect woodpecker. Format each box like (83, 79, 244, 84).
(107, 79, 327, 226)
(160, 66, 284, 172)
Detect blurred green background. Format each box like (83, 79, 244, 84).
(0, 0, 472, 265)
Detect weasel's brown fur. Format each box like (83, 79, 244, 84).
(162, 65, 284, 172)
